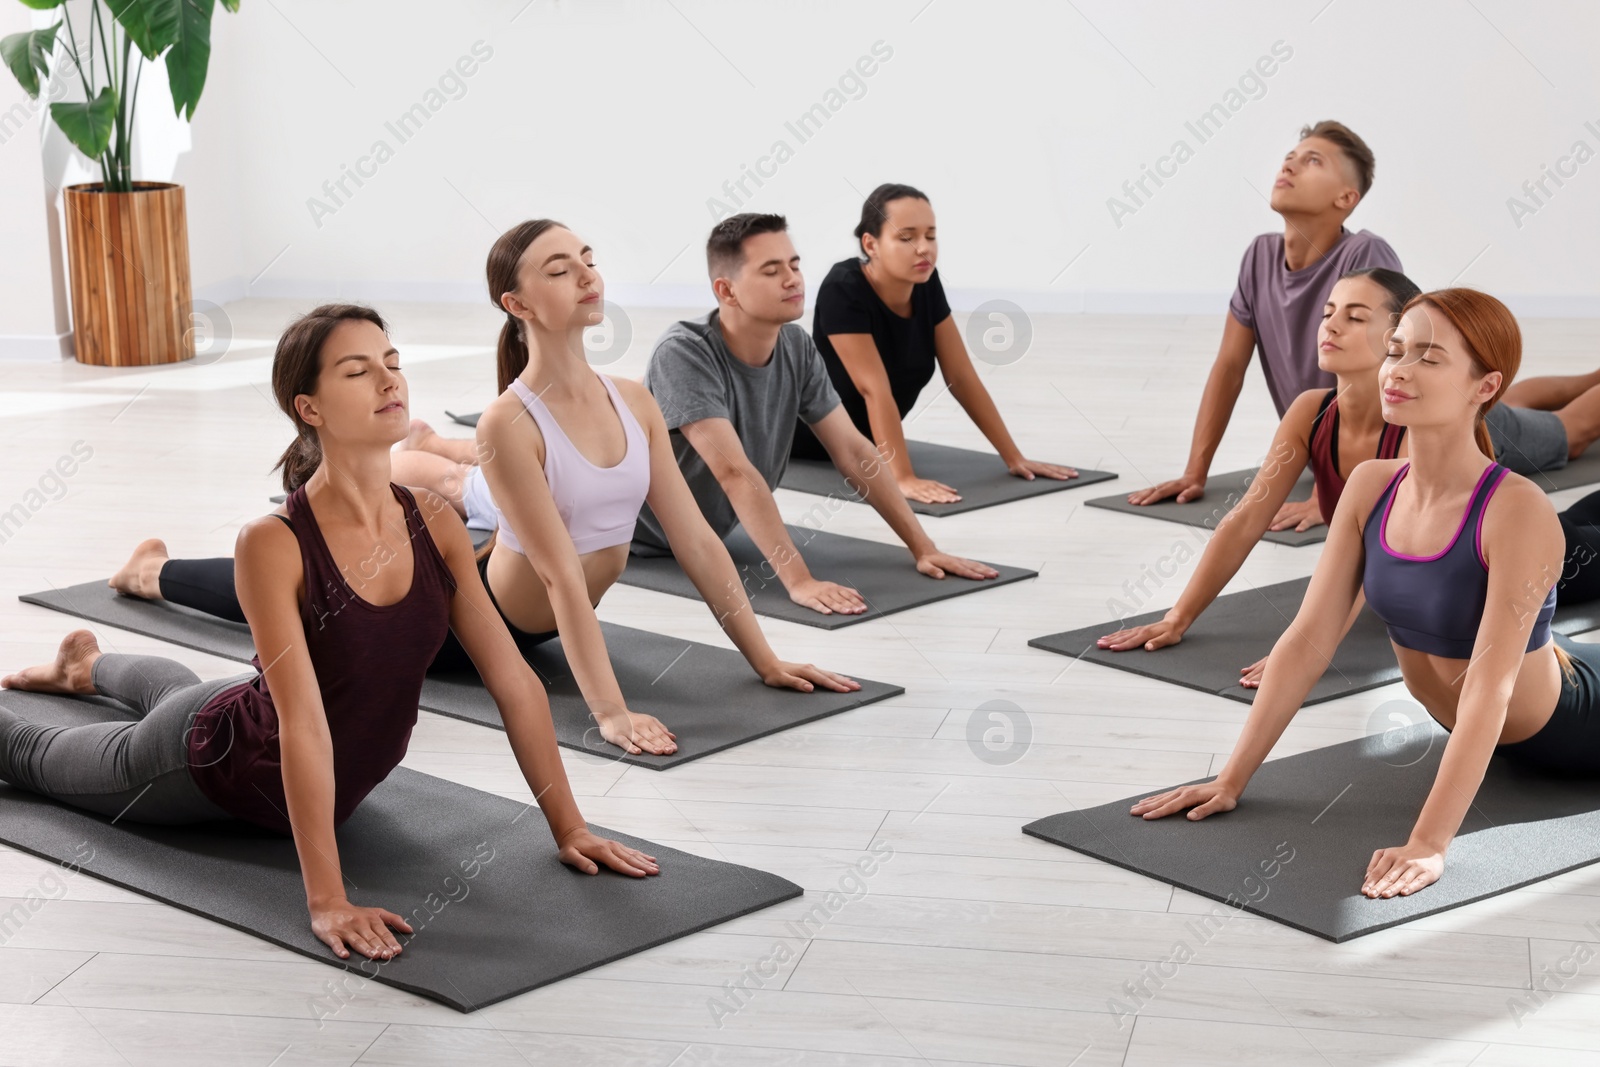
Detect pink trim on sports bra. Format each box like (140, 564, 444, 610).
(1474, 466, 1512, 571)
(1378, 462, 1498, 564)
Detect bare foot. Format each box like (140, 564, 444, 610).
(108, 538, 169, 600)
(1, 630, 102, 694)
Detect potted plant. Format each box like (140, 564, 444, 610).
(1, 0, 238, 366)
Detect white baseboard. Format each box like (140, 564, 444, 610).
(0, 332, 73, 361)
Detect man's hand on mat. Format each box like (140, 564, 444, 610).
(1269, 497, 1325, 532)
(1362, 842, 1444, 898)
(1126, 473, 1206, 506)
(760, 660, 862, 694)
(595, 709, 678, 756)
(310, 899, 413, 961)
(1238, 655, 1268, 688)
(915, 551, 1000, 582)
(1097, 616, 1187, 652)
(1007, 457, 1078, 481)
(790, 578, 868, 616)
(899, 475, 962, 504)
(1129, 781, 1238, 821)
(557, 826, 660, 877)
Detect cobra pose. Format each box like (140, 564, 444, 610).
(1100, 268, 1600, 688)
(2, 304, 657, 962)
(1133, 289, 1600, 899)
(110, 221, 858, 757)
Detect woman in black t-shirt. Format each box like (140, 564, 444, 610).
(790, 183, 1076, 503)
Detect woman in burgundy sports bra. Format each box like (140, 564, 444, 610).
(1, 305, 658, 962)
(1098, 268, 1419, 684)
(106, 220, 859, 759)
(1132, 289, 1600, 900)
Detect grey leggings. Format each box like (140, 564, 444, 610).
(0, 654, 248, 825)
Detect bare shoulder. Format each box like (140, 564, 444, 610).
(1341, 458, 1407, 531)
(608, 374, 666, 430)
(408, 485, 470, 550)
(1484, 470, 1559, 529)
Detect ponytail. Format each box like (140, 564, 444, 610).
(487, 219, 566, 394)
(497, 315, 530, 395)
(1474, 413, 1497, 461)
(273, 432, 322, 493)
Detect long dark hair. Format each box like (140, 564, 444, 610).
(1341, 266, 1420, 319)
(487, 219, 567, 394)
(270, 303, 390, 492)
(853, 182, 929, 258)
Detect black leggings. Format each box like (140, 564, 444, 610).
(1558, 489, 1600, 605)
(1496, 632, 1600, 774)
(158, 556, 556, 676)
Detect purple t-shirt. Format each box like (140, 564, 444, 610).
(1227, 228, 1403, 416)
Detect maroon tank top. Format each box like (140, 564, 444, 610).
(187, 483, 457, 834)
(1308, 388, 1406, 520)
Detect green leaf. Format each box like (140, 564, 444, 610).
(16, 0, 68, 10)
(219, 0, 239, 11)
(0, 24, 61, 98)
(51, 85, 118, 159)
(165, 0, 215, 120)
(104, 0, 183, 59)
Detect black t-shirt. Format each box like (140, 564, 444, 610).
(809, 257, 953, 440)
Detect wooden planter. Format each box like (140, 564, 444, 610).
(63, 181, 195, 366)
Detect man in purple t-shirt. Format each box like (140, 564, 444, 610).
(1130, 121, 1401, 521)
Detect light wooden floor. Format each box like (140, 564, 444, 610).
(3, 300, 1600, 1066)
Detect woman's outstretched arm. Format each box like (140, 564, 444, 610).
(1131, 458, 1387, 821)
(828, 332, 955, 504)
(1100, 388, 1324, 653)
(931, 314, 1077, 483)
(1365, 475, 1563, 898)
(235, 516, 413, 962)
(417, 490, 657, 878)
(474, 390, 674, 756)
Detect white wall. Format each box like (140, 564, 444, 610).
(6, 0, 1600, 355)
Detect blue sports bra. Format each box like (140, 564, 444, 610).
(1362, 462, 1555, 659)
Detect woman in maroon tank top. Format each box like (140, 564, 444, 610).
(1098, 269, 1419, 683)
(3, 305, 658, 964)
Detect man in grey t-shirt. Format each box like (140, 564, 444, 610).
(632, 213, 996, 618)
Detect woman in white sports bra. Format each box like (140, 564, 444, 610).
(108, 221, 859, 758)
(390, 220, 860, 754)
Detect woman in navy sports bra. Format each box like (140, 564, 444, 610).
(2, 305, 658, 963)
(107, 221, 858, 758)
(1133, 288, 1600, 901)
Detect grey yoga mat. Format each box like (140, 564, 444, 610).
(619, 525, 1037, 630)
(17, 582, 903, 769)
(1084, 467, 1325, 547)
(1084, 451, 1600, 549)
(778, 440, 1117, 517)
(448, 410, 481, 427)
(0, 688, 802, 1012)
(1023, 720, 1600, 942)
(1027, 576, 1600, 706)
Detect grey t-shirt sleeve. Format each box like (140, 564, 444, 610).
(1227, 237, 1263, 330)
(646, 329, 732, 431)
(793, 328, 841, 426)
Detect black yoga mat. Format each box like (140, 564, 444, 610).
(448, 410, 481, 428)
(1028, 576, 1600, 706)
(17, 582, 903, 769)
(1084, 467, 1325, 547)
(620, 525, 1036, 630)
(266, 494, 494, 552)
(0, 688, 801, 1012)
(1085, 451, 1600, 549)
(778, 440, 1116, 517)
(1023, 720, 1600, 941)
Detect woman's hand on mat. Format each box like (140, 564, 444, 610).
(1238, 655, 1268, 688)
(915, 551, 1000, 582)
(310, 899, 413, 961)
(557, 827, 660, 878)
(1098, 616, 1188, 652)
(1129, 781, 1238, 821)
(790, 577, 869, 616)
(595, 708, 678, 756)
(1362, 842, 1444, 898)
(1007, 457, 1079, 481)
(760, 660, 863, 694)
(1127, 473, 1206, 507)
(899, 475, 962, 504)
(1269, 497, 1326, 532)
